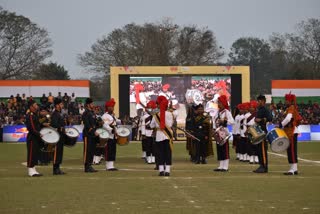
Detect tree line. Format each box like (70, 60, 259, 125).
(0, 7, 319, 100)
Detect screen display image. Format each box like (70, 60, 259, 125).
(129, 75, 231, 125)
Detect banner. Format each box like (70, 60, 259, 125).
(2, 124, 320, 142)
(3, 125, 84, 142)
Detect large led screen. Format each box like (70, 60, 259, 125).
(129, 75, 231, 124)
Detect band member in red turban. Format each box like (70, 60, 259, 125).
(214, 95, 234, 172)
(218, 95, 229, 110)
(150, 95, 174, 176)
(141, 100, 158, 164)
(282, 92, 300, 175)
(101, 98, 121, 171)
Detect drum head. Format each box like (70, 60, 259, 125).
(96, 128, 109, 139)
(117, 127, 130, 137)
(65, 127, 79, 138)
(40, 128, 60, 144)
(270, 137, 290, 153)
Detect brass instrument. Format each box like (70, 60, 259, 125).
(176, 127, 201, 142)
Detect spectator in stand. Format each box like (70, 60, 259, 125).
(16, 94, 22, 105)
(69, 92, 77, 114)
(47, 92, 54, 107)
(62, 93, 70, 110)
(40, 94, 48, 109)
(79, 105, 85, 115)
(57, 92, 62, 100)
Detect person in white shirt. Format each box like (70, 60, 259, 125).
(281, 93, 300, 175)
(213, 95, 234, 172)
(134, 84, 148, 117)
(141, 100, 157, 164)
(150, 96, 174, 176)
(232, 105, 241, 160)
(245, 100, 259, 164)
(101, 98, 121, 171)
(159, 84, 175, 101)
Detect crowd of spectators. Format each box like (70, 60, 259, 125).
(270, 100, 320, 125)
(0, 92, 90, 128)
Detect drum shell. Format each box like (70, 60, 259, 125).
(117, 136, 129, 146)
(247, 125, 266, 145)
(213, 127, 231, 146)
(64, 135, 77, 147)
(266, 128, 289, 152)
(64, 127, 79, 147)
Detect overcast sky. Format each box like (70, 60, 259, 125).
(1, 0, 319, 79)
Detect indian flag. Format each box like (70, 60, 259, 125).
(0, 80, 90, 98)
(272, 80, 320, 103)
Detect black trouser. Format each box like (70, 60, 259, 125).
(257, 139, 268, 169)
(247, 142, 258, 156)
(194, 138, 207, 161)
(217, 140, 229, 161)
(26, 134, 41, 168)
(145, 136, 154, 156)
(105, 138, 117, 161)
(233, 134, 240, 154)
(239, 137, 247, 155)
(142, 137, 148, 153)
(53, 135, 65, 168)
(156, 139, 172, 165)
(83, 136, 96, 168)
(153, 140, 160, 167)
(287, 134, 298, 164)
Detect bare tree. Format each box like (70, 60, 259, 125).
(292, 18, 320, 78)
(78, 21, 224, 75)
(0, 9, 52, 79)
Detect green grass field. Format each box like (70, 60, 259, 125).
(0, 141, 320, 214)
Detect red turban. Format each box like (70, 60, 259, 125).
(162, 84, 170, 91)
(134, 84, 144, 104)
(218, 95, 229, 110)
(237, 103, 244, 110)
(156, 95, 168, 129)
(243, 102, 251, 110)
(146, 100, 157, 109)
(105, 98, 115, 110)
(285, 93, 296, 103)
(250, 100, 258, 109)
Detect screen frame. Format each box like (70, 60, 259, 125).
(111, 66, 250, 117)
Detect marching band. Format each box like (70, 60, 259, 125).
(24, 90, 301, 177)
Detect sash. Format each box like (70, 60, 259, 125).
(154, 113, 173, 151)
(246, 112, 256, 126)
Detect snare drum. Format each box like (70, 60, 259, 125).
(40, 127, 60, 145)
(247, 125, 266, 145)
(96, 128, 109, 148)
(116, 127, 130, 146)
(266, 128, 289, 153)
(213, 126, 231, 146)
(64, 127, 80, 147)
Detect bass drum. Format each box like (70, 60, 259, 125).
(64, 127, 80, 147)
(40, 127, 60, 145)
(96, 128, 109, 148)
(266, 128, 289, 153)
(116, 127, 130, 146)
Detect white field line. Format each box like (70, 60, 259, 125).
(268, 152, 320, 164)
